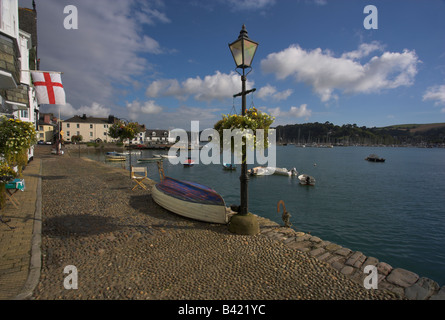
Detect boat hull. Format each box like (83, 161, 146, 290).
(298, 174, 316, 186)
(105, 155, 126, 161)
(137, 158, 162, 162)
(365, 154, 385, 162)
(151, 177, 228, 224)
(223, 163, 236, 170)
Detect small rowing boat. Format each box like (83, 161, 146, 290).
(151, 176, 233, 224)
(105, 155, 126, 161)
(137, 157, 162, 162)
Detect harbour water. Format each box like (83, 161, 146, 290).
(85, 145, 445, 286)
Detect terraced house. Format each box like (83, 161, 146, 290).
(62, 114, 119, 143)
(0, 0, 39, 160)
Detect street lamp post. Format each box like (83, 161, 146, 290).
(118, 118, 133, 178)
(228, 25, 260, 235)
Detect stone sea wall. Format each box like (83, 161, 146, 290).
(255, 216, 445, 300)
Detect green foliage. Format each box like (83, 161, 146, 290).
(0, 162, 16, 179)
(0, 116, 37, 176)
(0, 116, 37, 208)
(275, 121, 445, 146)
(108, 120, 140, 142)
(214, 107, 275, 151)
(71, 135, 83, 143)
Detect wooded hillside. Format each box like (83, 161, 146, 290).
(273, 122, 445, 146)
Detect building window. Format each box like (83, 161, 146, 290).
(39, 125, 43, 131)
(20, 110, 29, 118)
(90, 132, 93, 137)
(67, 123, 70, 128)
(90, 124, 93, 129)
(67, 131, 70, 137)
(76, 124, 80, 128)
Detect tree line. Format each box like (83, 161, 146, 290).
(273, 122, 445, 146)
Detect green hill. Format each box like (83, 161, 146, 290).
(383, 123, 445, 133)
(274, 122, 445, 146)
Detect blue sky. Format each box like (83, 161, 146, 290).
(19, 0, 445, 130)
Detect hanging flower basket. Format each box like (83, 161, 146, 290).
(214, 107, 275, 153)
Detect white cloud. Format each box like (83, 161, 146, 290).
(257, 85, 293, 101)
(423, 85, 445, 108)
(126, 100, 163, 121)
(341, 41, 384, 60)
(261, 44, 420, 103)
(224, 0, 276, 10)
(142, 106, 223, 130)
(36, 0, 170, 112)
(146, 71, 254, 102)
(266, 104, 312, 120)
(312, 0, 327, 5)
(289, 104, 312, 118)
(42, 102, 110, 118)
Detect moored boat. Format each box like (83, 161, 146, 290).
(298, 174, 316, 186)
(222, 163, 236, 170)
(184, 159, 195, 167)
(274, 167, 298, 177)
(248, 166, 274, 176)
(249, 166, 298, 177)
(105, 155, 126, 161)
(137, 157, 162, 162)
(365, 154, 385, 162)
(106, 151, 126, 156)
(151, 176, 233, 224)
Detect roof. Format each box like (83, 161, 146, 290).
(146, 129, 169, 136)
(38, 120, 56, 127)
(64, 115, 115, 124)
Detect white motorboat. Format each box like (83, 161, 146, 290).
(298, 174, 316, 186)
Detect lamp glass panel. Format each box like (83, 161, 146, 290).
(243, 39, 258, 67)
(229, 40, 243, 67)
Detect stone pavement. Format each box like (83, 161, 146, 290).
(1, 145, 444, 301)
(0, 156, 42, 300)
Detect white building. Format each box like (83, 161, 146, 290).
(145, 129, 175, 145)
(0, 0, 39, 161)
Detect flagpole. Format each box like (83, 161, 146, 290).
(23, 70, 64, 74)
(58, 106, 61, 155)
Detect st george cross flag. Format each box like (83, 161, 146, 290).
(31, 71, 66, 105)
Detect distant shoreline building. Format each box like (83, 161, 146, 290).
(37, 112, 58, 143)
(145, 129, 174, 145)
(62, 114, 119, 143)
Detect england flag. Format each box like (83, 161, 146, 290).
(30, 71, 66, 105)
